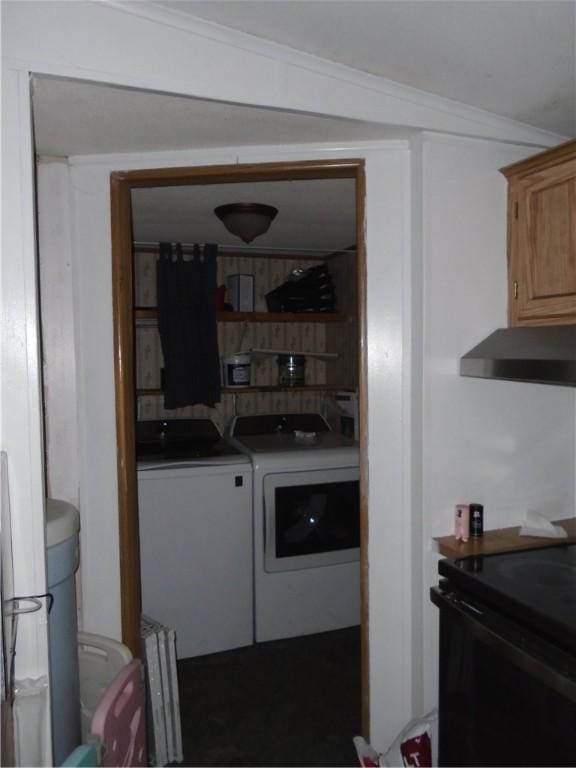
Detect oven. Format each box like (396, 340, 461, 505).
(263, 467, 360, 573)
(431, 546, 576, 767)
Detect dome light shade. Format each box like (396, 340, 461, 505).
(214, 203, 278, 244)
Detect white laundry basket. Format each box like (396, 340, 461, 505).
(77, 632, 133, 740)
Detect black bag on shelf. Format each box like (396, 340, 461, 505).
(265, 264, 336, 313)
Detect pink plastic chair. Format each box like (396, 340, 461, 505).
(90, 660, 147, 767)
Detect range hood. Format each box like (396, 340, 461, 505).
(460, 326, 576, 386)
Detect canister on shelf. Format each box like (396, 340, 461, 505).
(277, 354, 306, 387)
(223, 353, 251, 387)
(470, 503, 484, 538)
(454, 504, 470, 542)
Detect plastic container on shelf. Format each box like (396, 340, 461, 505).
(277, 354, 306, 386)
(223, 353, 251, 387)
(77, 632, 133, 740)
(46, 498, 82, 766)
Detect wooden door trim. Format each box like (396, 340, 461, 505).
(110, 157, 371, 736)
(111, 174, 141, 653)
(111, 158, 360, 187)
(354, 163, 370, 738)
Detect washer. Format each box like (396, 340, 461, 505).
(228, 413, 360, 643)
(137, 419, 253, 658)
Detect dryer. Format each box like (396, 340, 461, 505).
(228, 413, 360, 643)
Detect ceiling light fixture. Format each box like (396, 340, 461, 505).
(214, 203, 278, 244)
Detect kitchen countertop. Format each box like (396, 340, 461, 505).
(434, 517, 576, 559)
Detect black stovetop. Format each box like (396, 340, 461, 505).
(439, 544, 576, 654)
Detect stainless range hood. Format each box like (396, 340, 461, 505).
(460, 326, 576, 386)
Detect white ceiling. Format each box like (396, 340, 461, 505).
(32, 77, 408, 158)
(159, 0, 576, 137)
(32, 77, 363, 250)
(131, 180, 356, 253)
(32, 0, 575, 159)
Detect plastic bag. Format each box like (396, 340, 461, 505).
(353, 709, 438, 767)
(381, 709, 438, 767)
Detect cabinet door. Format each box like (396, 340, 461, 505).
(508, 158, 576, 326)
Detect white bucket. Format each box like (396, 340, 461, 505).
(223, 353, 251, 387)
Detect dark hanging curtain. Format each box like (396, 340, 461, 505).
(156, 242, 221, 409)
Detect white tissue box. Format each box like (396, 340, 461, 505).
(519, 510, 568, 539)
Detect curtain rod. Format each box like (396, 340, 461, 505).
(132, 241, 356, 255)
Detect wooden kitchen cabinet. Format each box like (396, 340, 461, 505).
(501, 139, 576, 326)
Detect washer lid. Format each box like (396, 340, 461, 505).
(234, 430, 356, 454)
(46, 498, 80, 547)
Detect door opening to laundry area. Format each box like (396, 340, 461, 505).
(111, 158, 369, 763)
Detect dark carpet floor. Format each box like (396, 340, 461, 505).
(176, 627, 361, 767)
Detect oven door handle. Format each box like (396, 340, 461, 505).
(432, 587, 576, 704)
(262, 487, 267, 550)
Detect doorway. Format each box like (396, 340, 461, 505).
(110, 158, 370, 740)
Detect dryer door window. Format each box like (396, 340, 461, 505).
(263, 468, 360, 573)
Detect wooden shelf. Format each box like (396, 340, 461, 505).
(137, 384, 336, 397)
(434, 517, 576, 559)
(134, 308, 343, 323)
(135, 307, 158, 320)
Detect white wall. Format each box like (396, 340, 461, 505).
(38, 161, 79, 506)
(2, 68, 52, 765)
(416, 134, 576, 711)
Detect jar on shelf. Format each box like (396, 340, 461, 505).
(277, 354, 306, 387)
(223, 353, 251, 387)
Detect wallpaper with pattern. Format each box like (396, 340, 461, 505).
(134, 248, 357, 432)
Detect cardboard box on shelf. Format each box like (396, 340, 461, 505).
(226, 274, 254, 312)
